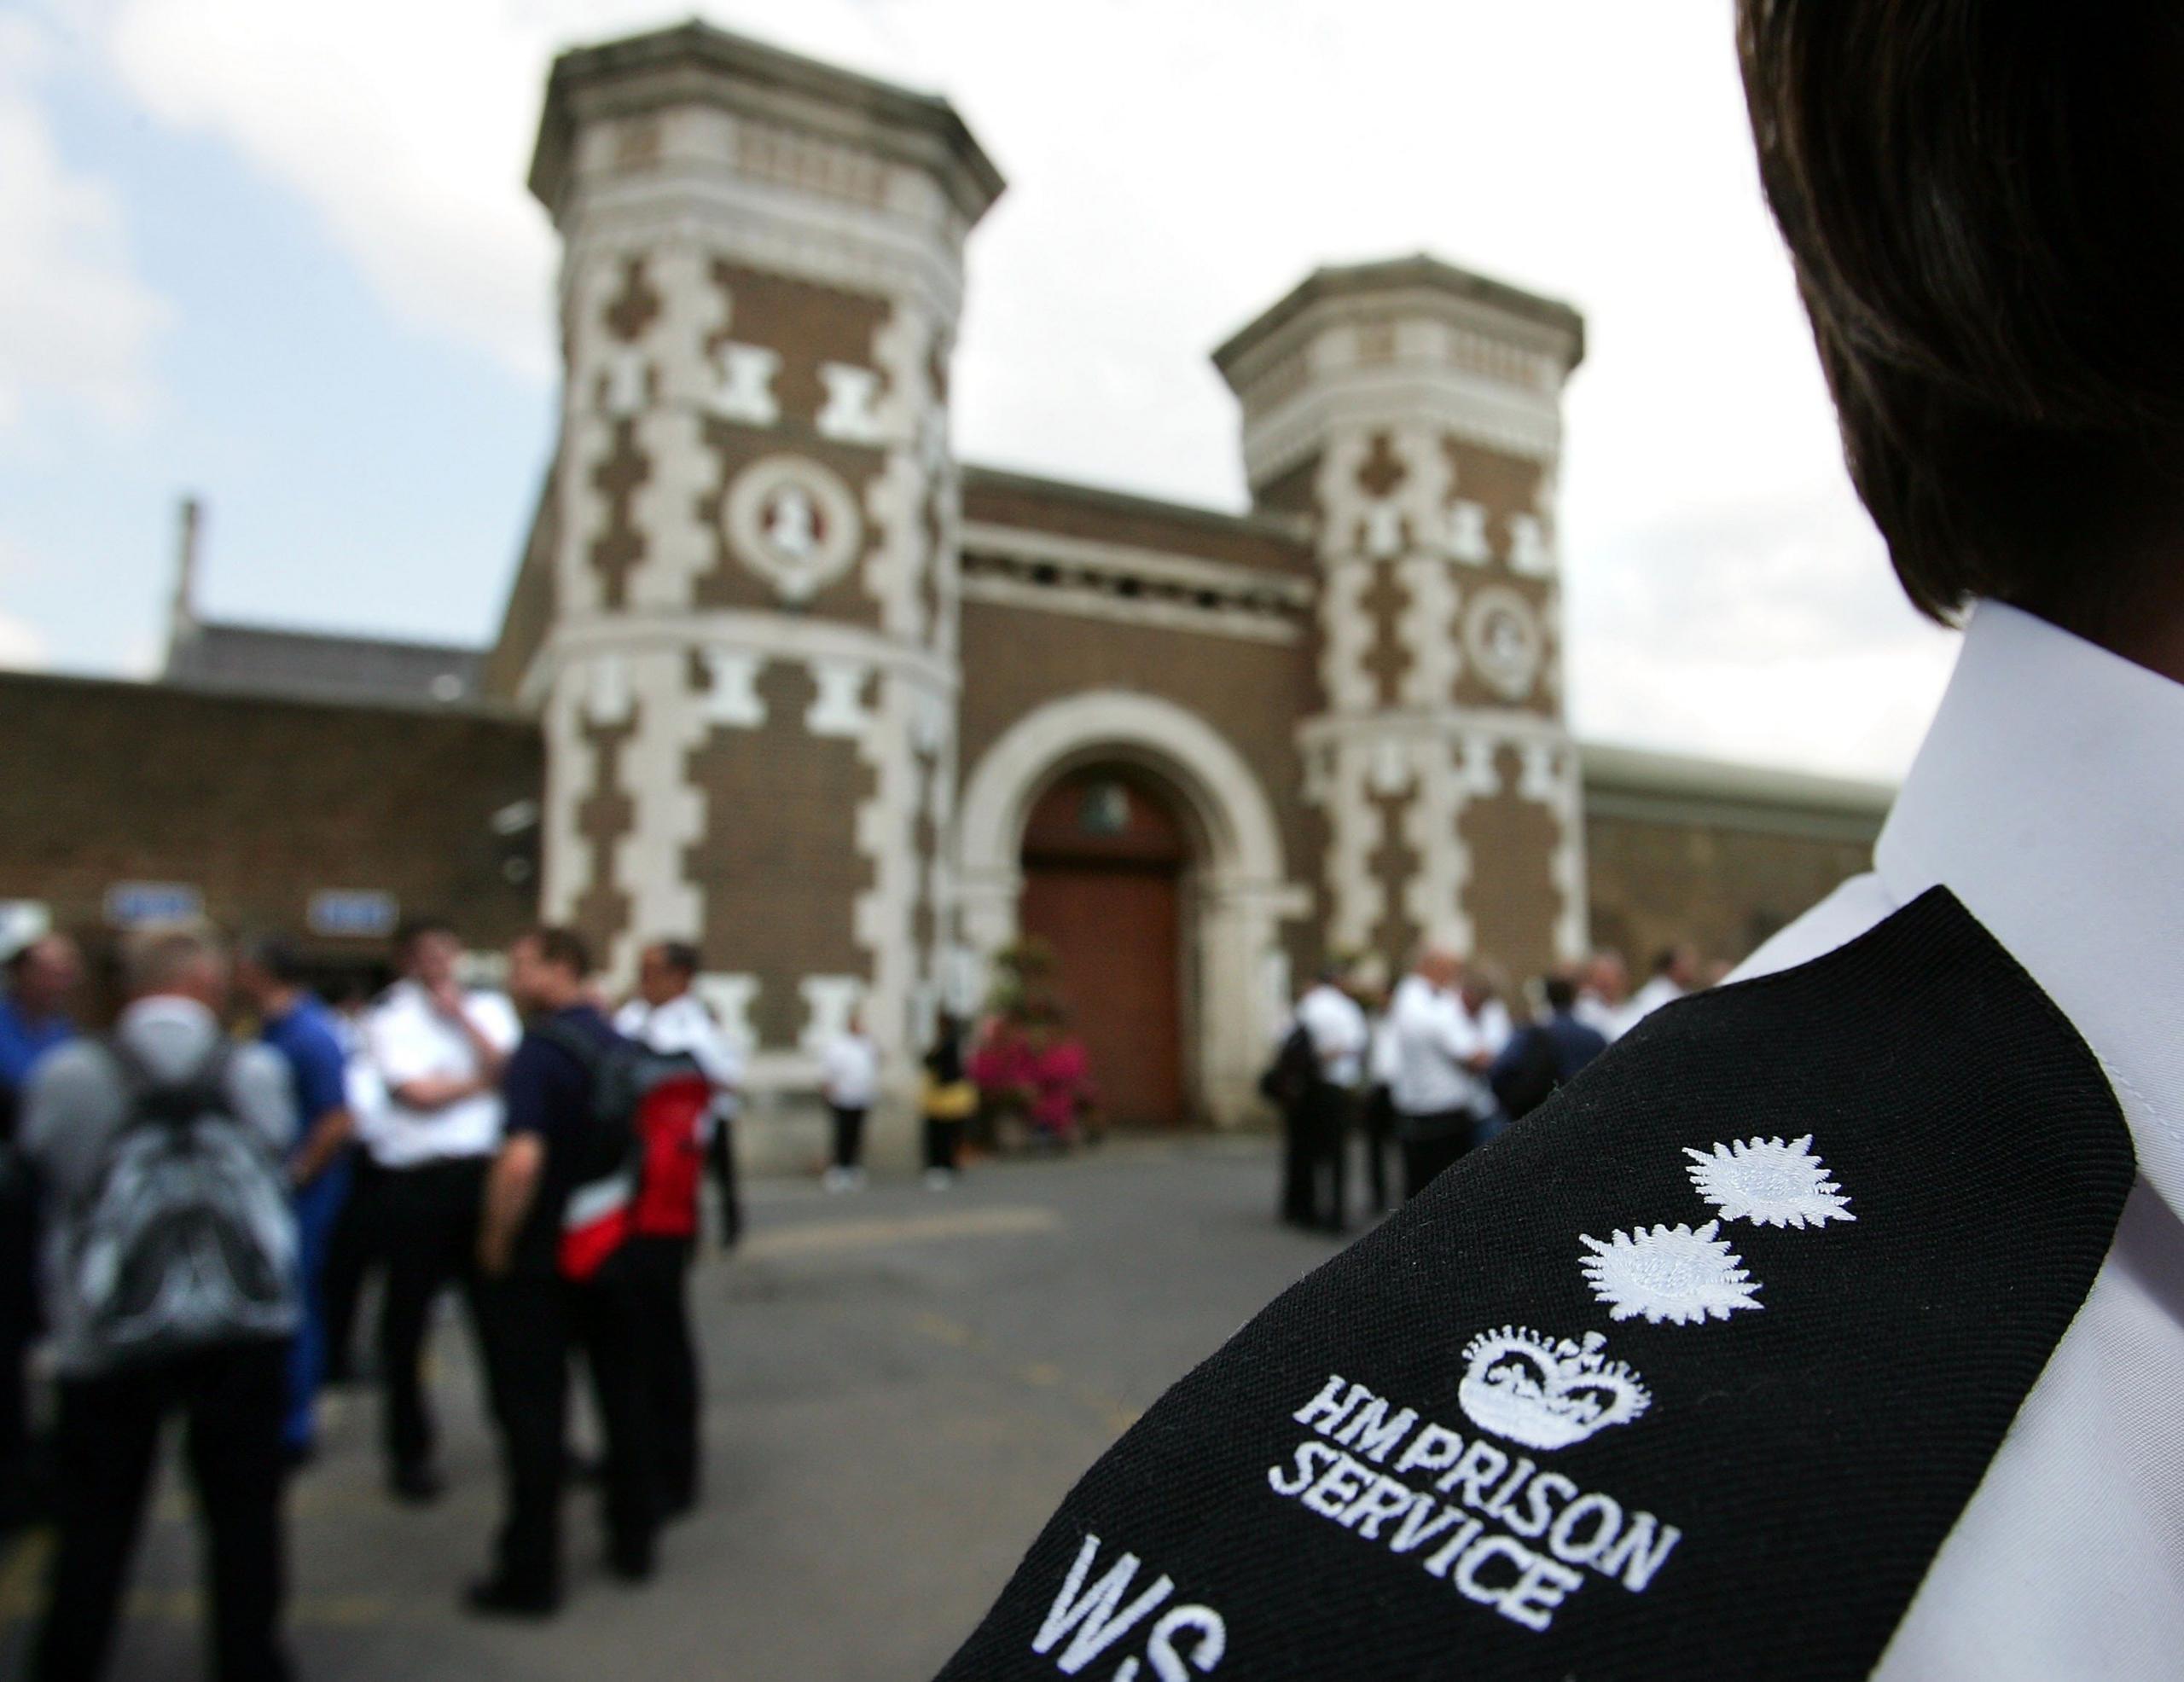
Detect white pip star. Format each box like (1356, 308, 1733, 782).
(1578, 1221, 1763, 1325)
(1685, 1134, 1855, 1230)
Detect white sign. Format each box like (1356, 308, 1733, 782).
(104, 882, 203, 930)
(306, 890, 399, 940)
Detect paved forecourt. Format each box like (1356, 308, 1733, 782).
(0, 1136, 1349, 1680)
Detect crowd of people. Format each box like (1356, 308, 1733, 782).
(0, 916, 753, 1680)
(0, 903, 1690, 1674)
(0, 912, 1116, 1680)
(1269, 942, 1713, 1232)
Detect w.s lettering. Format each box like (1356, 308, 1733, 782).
(1032, 1533, 1227, 1679)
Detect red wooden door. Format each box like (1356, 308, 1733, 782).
(1019, 863, 1183, 1128)
(1019, 770, 1189, 1128)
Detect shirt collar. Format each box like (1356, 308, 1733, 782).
(1874, 600, 2184, 1214)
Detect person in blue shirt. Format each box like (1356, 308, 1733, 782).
(235, 935, 356, 1462)
(0, 933, 80, 1115)
(0, 931, 79, 1531)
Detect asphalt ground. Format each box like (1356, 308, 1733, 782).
(0, 1135, 1364, 1681)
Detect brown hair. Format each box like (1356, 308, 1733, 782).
(518, 926, 593, 979)
(1738, 3, 2184, 633)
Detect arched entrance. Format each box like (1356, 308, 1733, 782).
(955, 691, 1310, 1127)
(1019, 768, 1193, 1128)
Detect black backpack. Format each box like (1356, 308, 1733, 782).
(67, 1039, 299, 1372)
(1258, 1022, 1320, 1111)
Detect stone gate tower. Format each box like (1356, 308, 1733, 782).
(1214, 258, 1589, 981)
(526, 25, 1002, 1096)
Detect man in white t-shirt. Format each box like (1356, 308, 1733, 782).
(615, 940, 744, 1248)
(1286, 967, 1369, 1232)
(361, 919, 520, 1502)
(820, 1014, 880, 1192)
(1387, 947, 1490, 1199)
(1572, 949, 1629, 1041)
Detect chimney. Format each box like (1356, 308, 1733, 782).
(166, 494, 203, 675)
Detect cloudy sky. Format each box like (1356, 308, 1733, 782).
(2, 0, 1958, 779)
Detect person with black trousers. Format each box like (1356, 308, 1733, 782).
(921, 1013, 974, 1187)
(1285, 967, 1369, 1232)
(468, 928, 657, 1619)
(20, 927, 297, 1682)
(358, 920, 520, 1502)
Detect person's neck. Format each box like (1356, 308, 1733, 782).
(2023, 560, 2184, 688)
(262, 984, 300, 1020)
(135, 989, 213, 1015)
(2085, 612, 2184, 687)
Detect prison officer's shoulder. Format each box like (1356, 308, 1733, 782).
(932, 888, 2134, 1681)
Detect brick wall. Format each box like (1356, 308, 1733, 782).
(956, 596, 1322, 982)
(0, 672, 543, 1011)
(1583, 811, 1876, 973)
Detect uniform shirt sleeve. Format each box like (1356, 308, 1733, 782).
(467, 992, 523, 1054)
(684, 1008, 743, 1092)
(639, 998, 743, 1091)
(1432, 995, 1483, 1063)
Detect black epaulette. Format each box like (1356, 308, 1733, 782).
(936, 889, 2133, 1682)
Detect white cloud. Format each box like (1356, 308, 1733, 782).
(81, 0, 1953, 774)
(98, 0, 919, 380)
(0, 612, 49, 670)
(0, 535, 50, 669)
(0, 16, 170, 430)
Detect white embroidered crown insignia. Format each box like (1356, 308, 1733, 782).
(1578, 1220, 1763, 1325)
(1458, 1326, 1652, 1451)
(1684, 1134, 1854, 1229)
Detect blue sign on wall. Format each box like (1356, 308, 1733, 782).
(105, 882, 204, 929)
(307, 890, 399, 940)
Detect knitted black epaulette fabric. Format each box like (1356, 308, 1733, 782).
(935, 889, 2135, 1682)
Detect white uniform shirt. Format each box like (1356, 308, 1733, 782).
(1368, 1015, 1402, 1090)
(822, 1031, 880, 1111)
(1467, 995, 1514, 1060)
(1616, 974, 1685, 1035)
(1732, 602, 2184, 1679)
(1387, 973, 1484, 1118)
(1572, 991, 1623, 1043)
(333, 1010, 389, 1155)
(616, 994, 744, 1123)
(1292, 983, 1370, 1088)
(361, 980, 520, 1168)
